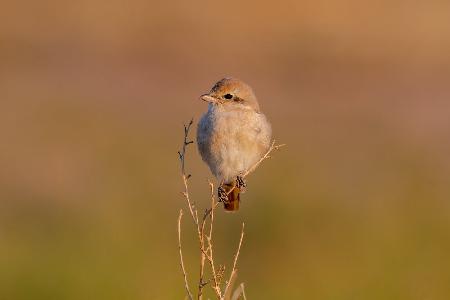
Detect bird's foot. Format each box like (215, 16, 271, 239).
(218, 186, 229, 203)
(236, 175, 247, 192)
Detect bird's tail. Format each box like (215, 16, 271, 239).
(221, 183, 240, 211)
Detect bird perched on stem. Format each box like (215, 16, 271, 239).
(197, 78, 272, 211)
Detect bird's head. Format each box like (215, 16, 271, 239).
(200, 78, 260, 112)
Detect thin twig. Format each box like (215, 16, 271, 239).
(223, 223, 245, 298)
(178, 209, 194, 300)
(182, 176, 198, 225)
(179, 119, 198, 225)
(197, 205, 209, 299)
(225, 140, 285, 196)
(178, 118, 194, 175)
(204, 181, 222, 299)
(242, 140, 285, 178)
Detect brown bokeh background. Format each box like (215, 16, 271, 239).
(1, 1, 450, 299)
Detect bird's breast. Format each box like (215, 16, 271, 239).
(197, 106, 271, 182)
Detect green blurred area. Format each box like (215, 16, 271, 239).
(1, 1, 450, 299)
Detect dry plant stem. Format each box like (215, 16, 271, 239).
(242, 140, 286, 178)
(198, 187, 218, 299)
(179, 119, 221, 299)
(181, 172, 207, 299)
(178, 119, 280, 299)
(223, 223, 245, 298)
(178, 210, 194, 300)
(226, 140, 286, 196)
(198, 227, 206, 299)
(204, 182, 222, 298)
(178, 119, 197, 224)
(179, 118, 194, 175)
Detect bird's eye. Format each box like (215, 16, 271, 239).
(223, 94, 233, 99)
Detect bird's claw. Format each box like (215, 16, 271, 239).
(218, 186, 229, 203)
(236, 175, 247, 192)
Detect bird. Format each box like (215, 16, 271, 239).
(197, 78, 272, 211)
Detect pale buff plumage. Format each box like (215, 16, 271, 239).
(197, 78, 272, 210)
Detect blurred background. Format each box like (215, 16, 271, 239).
(1, 0, 450, 299)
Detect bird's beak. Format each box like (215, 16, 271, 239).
(200, 94, 219, 104)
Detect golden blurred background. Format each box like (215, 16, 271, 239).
(1, 0, 450, 299)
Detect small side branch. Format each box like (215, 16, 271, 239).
(226, 140, 285, 196)
(178, 119, 198, 225)
(242, 140, 285, 178)
(178, 118, 194, 175)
